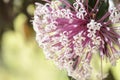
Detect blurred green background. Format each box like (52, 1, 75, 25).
(0, 0, 120, 80)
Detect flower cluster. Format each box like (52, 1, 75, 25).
(33, 0, 120, 80)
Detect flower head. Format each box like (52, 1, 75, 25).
(33, 0, 120, 80)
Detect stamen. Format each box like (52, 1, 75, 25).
(94, 0, 100, 10)
(85, 0, 89, 12)
(97, 12, 110, 22)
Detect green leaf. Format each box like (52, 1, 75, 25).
(68, 0, 74, 4)
(96, 0, 109, 20)
(88, 0, 97, 8)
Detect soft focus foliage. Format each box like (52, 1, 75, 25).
(1, 14, 69, 80)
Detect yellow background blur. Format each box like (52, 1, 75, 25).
(1, 13, 69, 80)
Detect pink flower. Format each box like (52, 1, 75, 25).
(33, 0, 120, 79)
